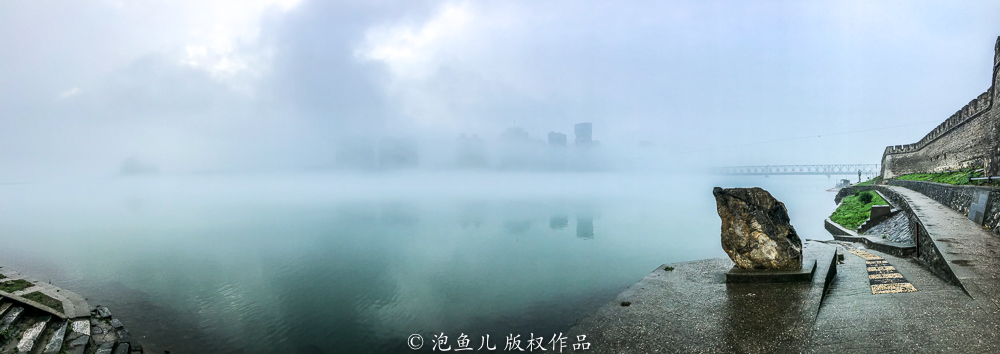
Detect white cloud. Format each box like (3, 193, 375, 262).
(357, 2, 474, 80)
(114, 0, 303, 90)
(59, 87, 82, 98)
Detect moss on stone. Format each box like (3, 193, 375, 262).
(22, 291, 64, 314)
(0, 279, 33, 293)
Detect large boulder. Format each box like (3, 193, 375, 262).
(713, 187, 802, 270)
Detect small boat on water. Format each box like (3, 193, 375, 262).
(826, 179, 852, 192)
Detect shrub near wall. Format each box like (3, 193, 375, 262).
(830, 191, 888, 230)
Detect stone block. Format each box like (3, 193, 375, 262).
(62, 332, 89, 354)
(968, 190, 988, 225)
(95, 305, 112, 318)
(71, 319, 90, 336)
(870, 205, 892, 219)
(128, 341, 143, 354)
(713, 187, 803, 270)
(113, 342, 130, 354)
(726, 259, 817, 283)
(42, 321, 68, 354)
(95, 341, 115, 354)
(0, 306, 23, 332)
(17, 316, 51, 353)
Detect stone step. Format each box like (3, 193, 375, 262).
(0, 306, 24, 333)
(40, 321, 67, 354)
(0, 315, 40, 353)
(90, 317, 121, 353)
(61, 319, 90, 354)
(16, 315, 49, 353)
(94, 341, 115, 354)
(0, 301, 12, 317)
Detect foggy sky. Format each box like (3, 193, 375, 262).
(1, 0, 998, 179)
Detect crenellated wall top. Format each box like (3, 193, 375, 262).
(995, 35, 1000, 66)
(883, 87, 993, 156)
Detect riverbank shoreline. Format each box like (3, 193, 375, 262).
(0, 267, 147, 353)
(566, 182, 999, 353)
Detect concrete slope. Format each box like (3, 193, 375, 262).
(884, 185, 1000, 310)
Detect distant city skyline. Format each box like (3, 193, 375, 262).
(0, 1, 997, 179)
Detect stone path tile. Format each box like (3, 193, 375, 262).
(839, 243, 917, 294)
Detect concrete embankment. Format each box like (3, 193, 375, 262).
(0, 268, 146, 353)
(566, 241, 838, 353)
(566, 183, 999, 353)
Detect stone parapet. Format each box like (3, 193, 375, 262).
(884, 179, 999, 234)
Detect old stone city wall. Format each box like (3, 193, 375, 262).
(881, 36, 1000, 179)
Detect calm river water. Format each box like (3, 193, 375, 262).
(0, 172, 838, 353)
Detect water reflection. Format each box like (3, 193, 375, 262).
(721, 283, 810, 353)
(549, 215, 568, 230)
(458, 201, 487, 229)
(576, 216, 594, 240)
(5, 173, 795, 354)
(336, 202, 379, 225)
(503, 220, 532, 235)
(380, 202, 419, 226)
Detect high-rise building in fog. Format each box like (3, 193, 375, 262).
(501, 127, 530, 142)
(574, 123, 592, 146)
(548, 132, 567, 146)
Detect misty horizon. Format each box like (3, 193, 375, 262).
(2, 1, 998, 180)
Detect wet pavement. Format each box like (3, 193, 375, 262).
(808, 246, 997, 354)
(568, 242, 997, 354)
(567, 185, 999, 353)
(567, 242, 838, 354)
(883, 186, 1000, 306)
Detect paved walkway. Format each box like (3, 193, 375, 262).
(0, 268, 90, 319)
(566, 242, 839, 353)
(809, 245, 997, 354)
(884, 185, 1000, 310)
(836, 242, 916, 294)
(566, 185, 999, 353)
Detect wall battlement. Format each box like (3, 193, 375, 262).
(880, 36, 1000, 178)
(882, 90, 993, 156)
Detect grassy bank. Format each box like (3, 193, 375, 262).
(831, 190, 889, 230)
(896, 169, 981, 185)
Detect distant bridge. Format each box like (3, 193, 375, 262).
(712, 164, 881, 177)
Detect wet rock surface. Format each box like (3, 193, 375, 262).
(713, 187, 803, 270)
(0, 269, 145, 354)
